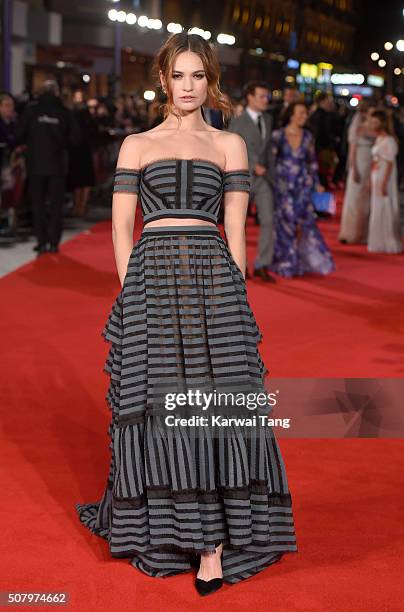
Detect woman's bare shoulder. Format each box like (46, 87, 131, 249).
(218, 131, 248, 169)
(219, 130, 247, 151)
(117, 133, 145, 169)
(216, 130, 244, 154)
(120, 132, 145, 149)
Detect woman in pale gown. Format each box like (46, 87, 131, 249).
(338, 102, 375, 244)
(368, 110, 403, 253)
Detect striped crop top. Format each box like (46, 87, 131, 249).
(112, 157, 251, 226)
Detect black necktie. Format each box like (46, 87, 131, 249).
(257, 114, 264, 138)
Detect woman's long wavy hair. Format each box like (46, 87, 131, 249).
(150, 31, 233, 126)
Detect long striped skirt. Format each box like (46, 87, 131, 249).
(75, 225, 297, 584)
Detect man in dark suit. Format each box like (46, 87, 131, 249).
(16, 80, 80, 254)
(227, 81, 276, 282)
(306, 92, 339, 188)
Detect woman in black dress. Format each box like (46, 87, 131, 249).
(67, 91, 96, 217)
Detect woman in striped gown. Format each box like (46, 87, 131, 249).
(75, 32, 297, 596)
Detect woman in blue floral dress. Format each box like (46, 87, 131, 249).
(270, 102, 336, 277)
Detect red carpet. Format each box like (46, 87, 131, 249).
(244, 201, 404, 378)
(1, 208, 403, 610)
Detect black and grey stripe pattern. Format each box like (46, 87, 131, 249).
(223, 168, 251, 192)
(113, 158, 251, 226)
(76, 225, 297, 584)
(113, 168, 140, 193)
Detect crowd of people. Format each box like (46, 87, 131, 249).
(0, 83, 152, 251)
(0, 79, 403, 265)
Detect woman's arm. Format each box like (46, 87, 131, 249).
(381, 136, 398, 196)
(381, 160, 393, 196)
(111, 134, 141, 287)
(223, 133, 250, 279)
(306, 131, 323, 191)
(349, 142, 360, 182)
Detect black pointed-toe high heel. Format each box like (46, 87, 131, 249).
(195, 549, 223, 596)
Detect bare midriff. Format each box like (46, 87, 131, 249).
(143, 218, 216, 228)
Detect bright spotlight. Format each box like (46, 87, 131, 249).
(378, 59, 387, 67)
(137, 15, 148, 27)
(396, 39, 404, 51)
(384, 41, 393, 51)
(370, 52, 379, 61)
(167, 22, 182, 33)
(108, 9, 118, 21)
(146, 18, 162, 29)
(217, 33, 236, 45)
(188, 27, 211, 40)
(126, 13, 136, 25)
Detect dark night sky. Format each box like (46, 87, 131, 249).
(356, 0, 404, 63)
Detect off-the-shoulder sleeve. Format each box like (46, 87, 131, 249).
(113, 167, 140, 194)
(223, 169, 251, 193)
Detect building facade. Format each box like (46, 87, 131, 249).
(2, 0, 361, 98)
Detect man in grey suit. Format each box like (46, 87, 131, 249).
(227, 81, 276, 282)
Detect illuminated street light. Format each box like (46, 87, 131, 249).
(394, 67, 402, 75)
(396, 39, 404, 51)
(126, 13, 136, 25)
(137, 15, 148, 27)
(384, 41, 393, 51)
(188, 27, 211, 40)
(378, 59, 387, 67)
(146, 18, 162, 29)
(167, 22, 183, 33)
(217, 33, 236, 45)
(370, 52, 379, 61)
